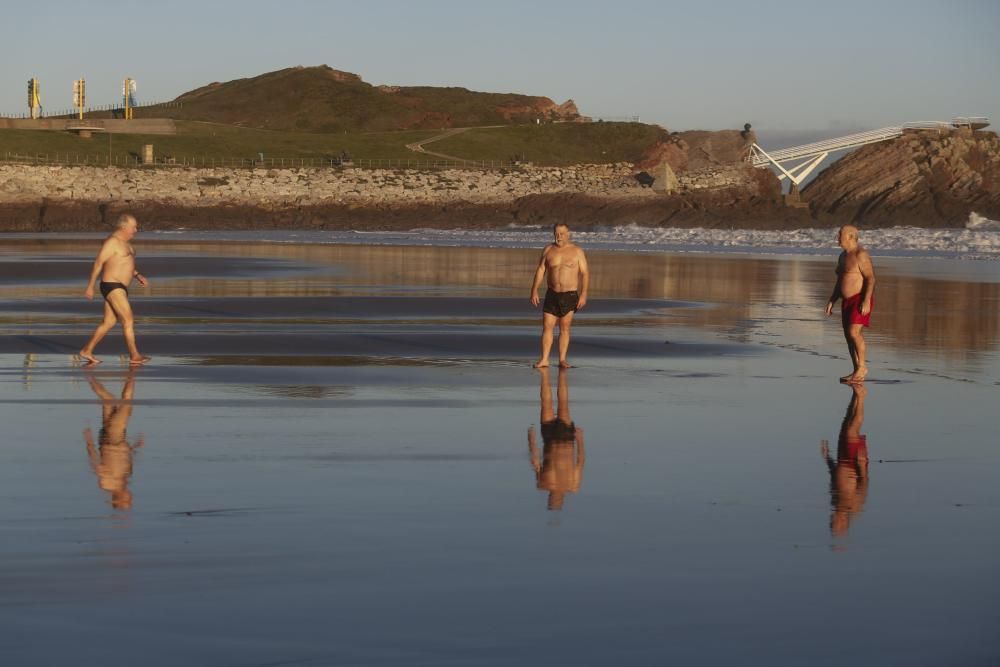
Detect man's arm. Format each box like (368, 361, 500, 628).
(529, 248, 549, 307)
(131, 244, 148, 287)
(528, 426, 540, 473)
(577, 249, 589, 310)
(84, 240, 114, 300)
(858, 250, 875, 315)
(825, 253, 844, 316)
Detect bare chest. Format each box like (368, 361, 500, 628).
(546, 248, 579, 271)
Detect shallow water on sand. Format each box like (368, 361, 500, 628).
(0, 237, 998, 665)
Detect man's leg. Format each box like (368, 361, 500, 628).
(80, 301, 117, 364)
(556, 367, 571, 424)
(557, 311, 575, 368)
(840, 318, 858, 381)
(539, 368, 554, 424)
(847, 324, 867, 382)
(534, 313, 558, 368)
(105, 290, 149, 365)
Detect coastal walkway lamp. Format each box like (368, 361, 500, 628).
(73, 78, 86, 120)
(27, 78, 41, 119)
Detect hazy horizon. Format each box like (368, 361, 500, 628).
(1, 0, 996, 136)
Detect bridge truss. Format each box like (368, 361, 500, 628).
(748, 117, 989, 186)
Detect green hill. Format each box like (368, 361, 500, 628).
(0, 121, 668, 167)
(1, 66, 677, 166)
(129, 65, 580, 133)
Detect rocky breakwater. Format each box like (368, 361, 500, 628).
(0, 159, 799, 231)
(804, 128, 1000, 227)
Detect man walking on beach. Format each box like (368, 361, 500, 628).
(529, 223, 589, 368)
(825, 224, 875, 383)
(79, 213, 151, 366)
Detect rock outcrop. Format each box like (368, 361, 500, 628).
(635, 129, 755, 173)
(803, 128, 1000, 227)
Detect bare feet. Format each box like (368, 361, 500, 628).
(78, 350, 102, 365)
(849, 367, 868, 383)
(129, 356, 152, 366)
(840, 373, 855, 382)
(533, 361, 549, 368)
(558, 360, 573, 368)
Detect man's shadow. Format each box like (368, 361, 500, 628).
(821, 383, 869, 540)
(527, 368, 585, 511)
(84, 370, 144, 510)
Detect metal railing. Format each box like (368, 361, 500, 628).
(0, 152, 528, 170)
(0, 101, 183, 120)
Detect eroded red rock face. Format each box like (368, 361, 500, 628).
(635, 130, 755, 173)
(803, 129, 1000, 227)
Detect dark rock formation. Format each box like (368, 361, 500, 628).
(803, 128, 1000, 227)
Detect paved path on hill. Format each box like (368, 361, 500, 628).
(405, 127, 474, 162)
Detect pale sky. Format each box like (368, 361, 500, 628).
(2, 0, 997, 135)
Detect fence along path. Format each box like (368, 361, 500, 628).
(0, 152, 525, 170)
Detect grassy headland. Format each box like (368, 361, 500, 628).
(0, 121, 664, 166)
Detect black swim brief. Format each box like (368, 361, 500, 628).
(543, 290, 579, 318)
(99, 281, 128, 299)
(541, 419, 576, 443)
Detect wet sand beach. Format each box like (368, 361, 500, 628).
(1, 236, 998, 665)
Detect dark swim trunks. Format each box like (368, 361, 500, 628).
(841, 293, 873, 327)
(541, 419, 576, 443)
(100, 281, 128, 300)
(543, 290, 579, 318)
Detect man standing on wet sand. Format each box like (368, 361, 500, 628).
(826, 224, 875, 383)
(530, 223, 589, 368)
(79, 213, 151, 366)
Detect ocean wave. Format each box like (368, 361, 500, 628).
(402, 222, 1000, 260)
(967, 211, 1000, 231)
(119, 219, 998, 261)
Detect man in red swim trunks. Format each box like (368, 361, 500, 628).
(529, 223, 590, 368)
(825, 224, 876, 383)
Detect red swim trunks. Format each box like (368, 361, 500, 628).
(841, 293, 873, 327)
(839, 435, 868, 461)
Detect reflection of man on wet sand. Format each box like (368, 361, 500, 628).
(80, 213, 151, 366)
(821, 384, 869, 538)
(825, 224, 876, 383)
(527, 368, 585, 510)
(529, 223, 589, 368)
(84, 372, 143, 510)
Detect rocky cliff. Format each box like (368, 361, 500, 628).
(635, 129, 754, 173)
(803, 128, 1000, 227)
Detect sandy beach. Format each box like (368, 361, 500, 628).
(1, 235, 998, 665)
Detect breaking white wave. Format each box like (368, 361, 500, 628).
(967, 211, 1000, 231)
(395, 222, 1000, 260)
(52, 217, 1000, 261)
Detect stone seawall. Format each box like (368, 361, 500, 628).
(0, 162, 766, 208)
(0, 161, 803, 231)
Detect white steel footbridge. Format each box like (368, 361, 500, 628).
(748, 116, 989, 187)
